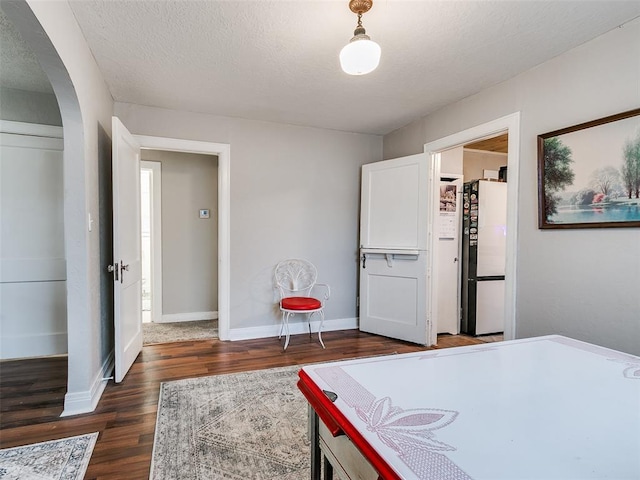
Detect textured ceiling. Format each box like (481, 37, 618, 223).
(5, 1, 640, 135)
(0, 6, 53, 93)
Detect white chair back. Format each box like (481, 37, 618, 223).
(274, 259, 317, 298)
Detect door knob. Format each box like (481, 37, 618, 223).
(107, 263, 119, 281)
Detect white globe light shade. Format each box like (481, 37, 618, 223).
(340, 37, 381, 75)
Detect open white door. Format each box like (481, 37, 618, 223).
(359, 153, 433, 345)
(436, 175, 463, 335)
(112, 117, 143, 382)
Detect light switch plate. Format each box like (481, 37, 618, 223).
(199, 209, 210, 219)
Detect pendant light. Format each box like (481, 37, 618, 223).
(340, 0, 381, 75)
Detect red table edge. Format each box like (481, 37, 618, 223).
(297, 369, 402, 480)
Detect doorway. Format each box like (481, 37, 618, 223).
(140, 161, 161, 325)
(426, 113, 520, 343)
(139, 151, 219, 344)
(132, 135, 231, 342)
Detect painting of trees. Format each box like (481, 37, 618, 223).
(571, 188, 597, 206)
(621, 131, 640, 199)
(538, 109, 640, 228)
(589, 166, 620, 198)
(543, 137, 575, 219)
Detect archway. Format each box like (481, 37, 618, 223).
(2, 0, 100, 416)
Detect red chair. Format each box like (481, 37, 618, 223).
(274, 259, 330, 350)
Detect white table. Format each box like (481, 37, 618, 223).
(298, 335, 640, 479)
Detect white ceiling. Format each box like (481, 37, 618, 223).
(0, 6, 53, 93)
(6, 1, 640, 135)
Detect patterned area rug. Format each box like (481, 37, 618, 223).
(151, 365, 308, 479)
(143, 320, 218, 345)
(0, 432, 98, 480)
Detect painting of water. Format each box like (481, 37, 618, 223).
(552, 203, 640, 224)
(538, 109, 640, 228)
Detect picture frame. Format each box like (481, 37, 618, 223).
(538, 108, 640, 229)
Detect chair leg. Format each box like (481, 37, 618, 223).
(308, 313, 312, 339)
(283, 312, 292, 350)
(318, 310, 325, 349)
(279, 310, 285, 339)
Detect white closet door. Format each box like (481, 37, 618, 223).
(436, 176, 463, 335)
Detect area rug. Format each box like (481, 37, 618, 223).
(143, 319, 218, 345)
(0, 432, 98, 480)
(150, 365, 308, 479)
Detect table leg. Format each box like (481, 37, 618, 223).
(323, 456, 334, 480)
(310, 407, 321, 480)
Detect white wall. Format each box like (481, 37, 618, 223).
(140, 149, 218, 319)
(115, 102, 382, 334)
(463, 149, 508, 183)
(384, 19, 640, 355)
(0, 129, 66, 359)
(0, 87, 62, 126)
(9, 0, 115, 414)
(440, 146, 463, 175)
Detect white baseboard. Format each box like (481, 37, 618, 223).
(61, 349, 114, 417)
(228, 317, 359, 342)
(158, 311, 218, 323)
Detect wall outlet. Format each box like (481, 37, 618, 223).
(199, 209, 210, 219)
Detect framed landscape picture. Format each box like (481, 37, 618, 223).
(538, 108, 640, 229)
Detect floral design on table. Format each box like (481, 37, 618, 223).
(356, 397, 458, 453)
(622, 363, 640, 379)
(608, 358, 640, 379)
(316, 366, 472, 480)
(549, 336, 640, 379)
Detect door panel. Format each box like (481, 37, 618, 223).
(360, 154, 428, 250)
(360, 252, 427, 344)
(368, 275, 417, 326)
(112, 116, 142, 383)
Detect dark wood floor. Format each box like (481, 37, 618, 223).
(0, 330, 484, 479)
